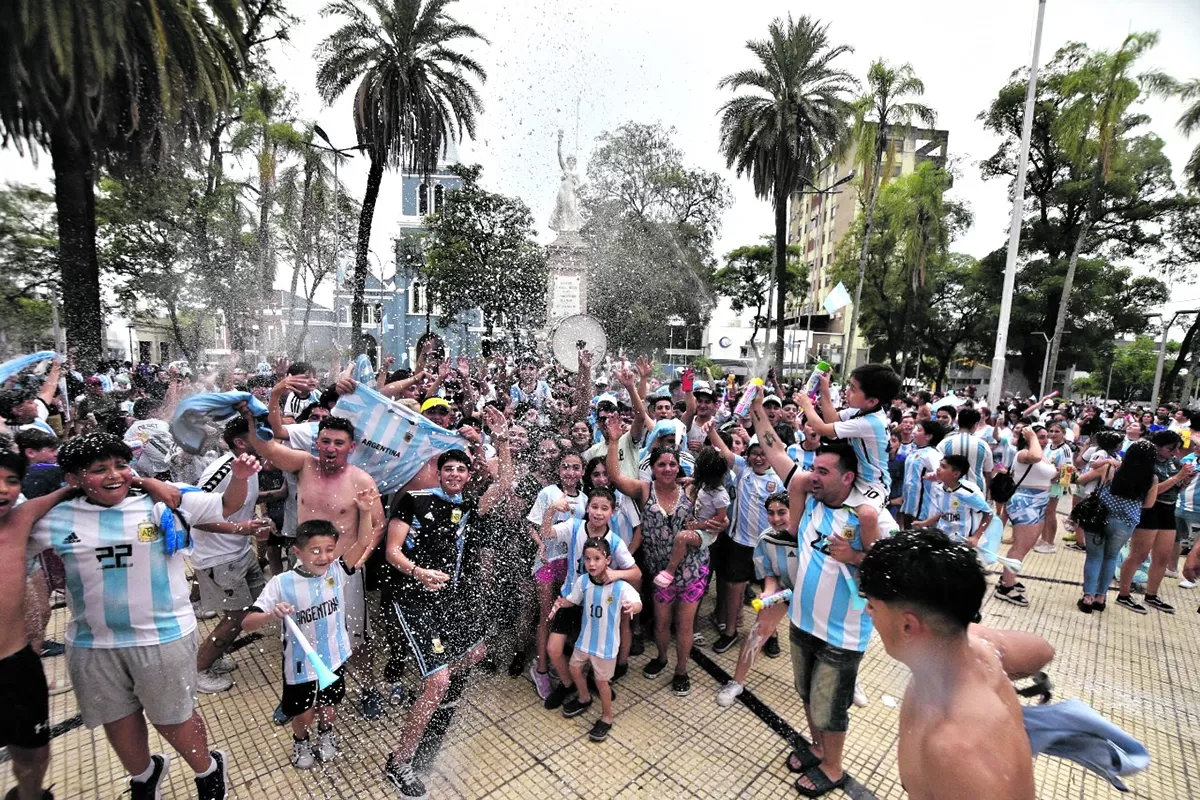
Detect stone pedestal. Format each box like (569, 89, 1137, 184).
(546, 232, 589, 323)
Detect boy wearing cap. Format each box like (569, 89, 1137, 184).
(683, 380, 720, 454)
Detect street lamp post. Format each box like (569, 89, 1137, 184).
(1037, 332, 1052, 397)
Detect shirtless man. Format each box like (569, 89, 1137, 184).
(237, 405, 386, 714)
(858, 529, 1036, 800)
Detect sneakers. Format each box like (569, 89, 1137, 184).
(193, 603, 218, 621)
(671, 674, 691, 697)
(692, 631, 707, 646)
(384, 755, 428, 800)
(195, 669, 233, 694)
(388, 683, 408, 705)
(1180, 579, 1197, 590)
(588, 719, 612, 742)
(716, 681, 744, 708)
(361, 687, 384, 720)
(1077, 598, 1093, 614)
(194, 751, 228, 800)
(612, 663, 628, 682)
(852, 682, 868, 708)
(272, 702, 292, 726)
(1032, 542, 1057, 554)
(1165, 569, 1180, 579)
(530, 666, 552, 699)
(210, 654, 237, 674)
(763, 635, 781, 659)
(712, 633, 739, 654)
(129, 753, 170, 800)
(1116, 594, 1148, 614)
(642, 657, 668, 679)
(291, 737, 315, 770)
(561, 695, 593, 718)
(316, 729, 336, 762)
(544, 682, 575, 711)
(994, 583, 1029, 607)
(1144, 595, 1176, 614)
(1066, 541, 1087, 552)
(39, 640, 65, 658)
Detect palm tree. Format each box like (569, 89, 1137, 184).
(844, 60, 935, 374)
(1043, 32, 1173, 396)
(315, 0, 486, 354)
(718, 15, 857, 378)
(0, 0, 245, 368)
(1177, 78, 1200, 189)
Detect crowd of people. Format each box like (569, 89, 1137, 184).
(0, 342, 1196, 800)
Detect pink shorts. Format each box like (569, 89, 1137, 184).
(654, 565, 709, 605)
(536, 559, 568, 585)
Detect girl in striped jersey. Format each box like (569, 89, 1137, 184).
(1176, 450, 1200, 589)
(550, 537, 642, 743)
(899, 420, 945, 529)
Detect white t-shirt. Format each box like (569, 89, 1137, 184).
(1010, 457, 1059, 490)
(189, 454, 260, 569)
(31, 489, 226, 648)
(526, 485, 587, 572)
(124, 418, 177, 476)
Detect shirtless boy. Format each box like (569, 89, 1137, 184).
(238, 406, 384, 706)
(858, 529, 1036, 800)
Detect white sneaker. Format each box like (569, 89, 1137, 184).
(195, 668, 233, 694)
(1032, 542, 1057, 554)
(315, 729, 336, 762)
(1179, 579, 1197, 590)
(716, 681, 744, 708)
(853, 682, 869, 707)
(1165, 569, 1179, 579)
(193, 603, 218, 621)
(211, 654, 236, 674)
(291, 738, 315, 770)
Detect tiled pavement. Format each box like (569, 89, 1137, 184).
(6, 533, 1199, 799)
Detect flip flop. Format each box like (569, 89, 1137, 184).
(794, 765, 848, 797)
(785, 749, 821, 773)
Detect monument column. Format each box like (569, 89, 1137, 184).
(545, 128, 589, 324)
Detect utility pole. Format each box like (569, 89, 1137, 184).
(987, 0, 1048, 410)
(1152, 310, 1200, 404)
(1037, 332, 1052, 397)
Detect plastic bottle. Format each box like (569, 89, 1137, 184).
(1058, 464, 1074, 489)
(734, 378, 763, 417)
(806, 361, 832, 400)
(750, 588, 793, 611)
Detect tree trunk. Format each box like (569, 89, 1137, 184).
(288, 159, 315, 358)
(773, 185, 787, 378)
(1162, 313, 1199, 400)
(846, 145, 885, 377)
(351, 156, 385, 354)
(51, 130, 103, 370)
(1045, 218, 1091, 396)
(165, 303, 196, 363)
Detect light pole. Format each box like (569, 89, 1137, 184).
(797, 170, 855, 367)
(1037, 332, 1052, 397)
(987, 0, 1048, 410)
(1152, 309, 1200, 404)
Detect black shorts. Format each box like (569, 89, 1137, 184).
(1138, 502, 1177, 531)
(0, 646, 50, 749)
(392, 596, 484, 680)
(550, 604, 583, 639)
(280, 666, 346, 717)
(716, 538, 757, 584)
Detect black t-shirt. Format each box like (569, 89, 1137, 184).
(389, 489, 480, 601)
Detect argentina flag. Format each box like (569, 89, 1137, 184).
(333, 384, 467, 493)
(353, 354, 377, 388)
(0, 350, 57, 384)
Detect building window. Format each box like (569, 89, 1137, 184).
(411, 281, 427, 315)
(418, 182, 429, 215)
(433, 184, 445, 213)
(159, 342, 170, 363)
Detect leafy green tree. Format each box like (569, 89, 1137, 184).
(1159, 203, 1200, 396)
(0, 184, 58, 354)
(582, 123, 731, 353)
(979, 39, 1183, 391)
(712, 240, 803, 359)
(1082, 335, 1167, 402)
(422, 164, 547, 336)
(0, 0, 249, 367)
(717, 15, 857, 377)
(844, 60, 935, 373)
(1171, 77, 1200, 189)
(315, 0, 487, 353)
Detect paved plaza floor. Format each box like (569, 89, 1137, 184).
(6, 536, 1198, 799)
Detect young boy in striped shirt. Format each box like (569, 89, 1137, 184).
(549, 537, 642, 742)
(243, 489, 384, 770)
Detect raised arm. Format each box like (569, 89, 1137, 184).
(604, 415, 647, 504)
(221, 453, 262, 518)
(38, 358, 61, 406)
(478, 408, 513, 516)
(704, 417, 737, 470)
(1015, 428, 1043, 464)
(796, 385, 838, 439)
(267, 376, 298, 441)
(238, 403, 309, 474)
(617, 368, 650, 445)
(13, 485, 78, 529)
(746, 394, 795, 478)
(345, 485, 386, 568)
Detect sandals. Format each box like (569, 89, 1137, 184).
(785, 749, 821, 773)
(794, 766, 847, 797)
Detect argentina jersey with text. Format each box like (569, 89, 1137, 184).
(254, 560, 354, 684)
(553, 519, 636, 598)
(565, 575, 640, 659)
(790, 489, 899, 652)
(931, 480, 991, 541)
(30, 490, 227, 648)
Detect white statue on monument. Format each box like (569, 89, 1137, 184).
(549, 128, 583, 235)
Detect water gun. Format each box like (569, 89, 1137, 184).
(751, 588, 792, 611)
(284, 616, 340, 689)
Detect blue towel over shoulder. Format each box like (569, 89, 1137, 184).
(171, 392, 273, 455)
(1023, 699, 1150, 792)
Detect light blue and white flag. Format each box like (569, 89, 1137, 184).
(822, 281, 853, 315)
(353, 354, 377, 388)
(0, 351, 57, 385)
(977, 515, 1021, 573)
(333, 384, 467, 494)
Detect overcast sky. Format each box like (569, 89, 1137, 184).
(4, 0, 1199, 313)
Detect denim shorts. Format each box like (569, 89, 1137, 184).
(789, 625, 863, 733)
(1006, 488, 1049, 526)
